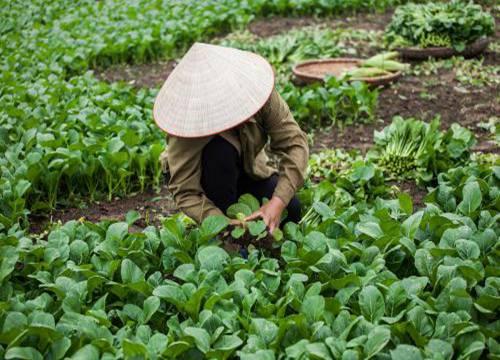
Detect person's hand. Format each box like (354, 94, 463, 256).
(245, 196, 286, 234)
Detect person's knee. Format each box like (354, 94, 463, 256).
(201, 136, 240, 211)
(285, 197, 301, 224)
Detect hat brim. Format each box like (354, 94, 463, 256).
(153, 43, 275, 138)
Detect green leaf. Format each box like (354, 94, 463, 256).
(106, 222, 129, 243)
(312, 250, 346, 277)
(197, 246, 229, 272)
(251, 318, 278, 345)
(414, 249, 436, 278)
(248, 220, 267, 236)
(457, 181, 482, 215)
(125, 210, 141, 225)
(272, 228, 283, 242)
(142, 296, 160, 323)
(356, 222, 383, 239)
(0, 246, 19, 283)
(231, 227, 246, 239)
(123, 339, 148, 358)
(2, 312, 27, 333)
(359, 285, 385, 323)
(390, 345, 423, 360)
(70, 344, 100, 360)
(364, 326, 391, 359)
(184, 327, 211, 353)
(326, 337, 346, 359)
(15, 180, 31, 197)
(313, 202, 335, 219)
(148, 333, 169, 355)
(352, 162, 375, 181)
(49, 337, 71, 360)
(5, 347, 43, 360)
(184, 286, 208, 320)
(173, 264, 196, 282)
(239, 194, 260, 212)
(407, 306, 433, 339)
(227, 203, 252, 218)
(200, 215, 229, 238)
(398, 193, 413, 215)
(425, 339, 453, 360)
(153, 284, 187, 307)
(455, 239, 480, 260)
(239, 350, 275, 360)
(213, 334, 243, 351)
(401, 276, 428, 297)
(342, 349, 359, 360)
(458, 340, 484, 360)
(286, 339, 310, 359)
(306, 342, 332, 359)
(121, 259, 144, 283)
(69, 240, 89, 262)
(402, 211, 423, 239)
(301, 295, 325, 323)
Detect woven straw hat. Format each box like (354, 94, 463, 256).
(153, 42, 275, 138)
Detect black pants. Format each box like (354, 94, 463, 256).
(201, 136, 301, 223)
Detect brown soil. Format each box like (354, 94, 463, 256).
(389, 180, 428, 209)
(96, 60, 176, 88)
(249, 17, 317, 37)
(29, 185, 176, 234)
(312, 70, 500, 154)
(248, 11, 393, 37)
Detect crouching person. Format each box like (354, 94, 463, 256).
(154, 43, 309, 234)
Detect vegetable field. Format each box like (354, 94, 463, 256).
(0, 1, 499, 359)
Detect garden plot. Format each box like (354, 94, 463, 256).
(2, 1, 499, 359)
(70, 10, 500, 230)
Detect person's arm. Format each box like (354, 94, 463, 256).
(246, 89, 309, 231)
(167, 136, 224, 223)
(263, 89, 309, 205)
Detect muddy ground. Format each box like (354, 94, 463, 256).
(31, 10, 499, 233)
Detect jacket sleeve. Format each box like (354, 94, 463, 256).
(260, 89, 309, 205)
(166, 136, 224, 223)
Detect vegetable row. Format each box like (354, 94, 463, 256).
(0, 160, 498, 359)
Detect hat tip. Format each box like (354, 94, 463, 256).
(192, 42, 210, 49)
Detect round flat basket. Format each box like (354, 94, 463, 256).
(397, 37, 490, 60)
(292, 58, 402, 87)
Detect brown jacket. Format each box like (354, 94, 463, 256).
(162, 89, 309, 223)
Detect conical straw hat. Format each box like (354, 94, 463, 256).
(153, 42, 275, 138)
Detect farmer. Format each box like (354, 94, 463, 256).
(154, 42, 309, 233)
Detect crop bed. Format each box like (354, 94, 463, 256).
(1, 1, 499, 359)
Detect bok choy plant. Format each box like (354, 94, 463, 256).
(371, 116, 475, 183)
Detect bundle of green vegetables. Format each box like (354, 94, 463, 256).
(345, 51, 409, 79)
(371, 116, 476, 183)
(374, 117, 440, 180)
(384, 1, 495, 51)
